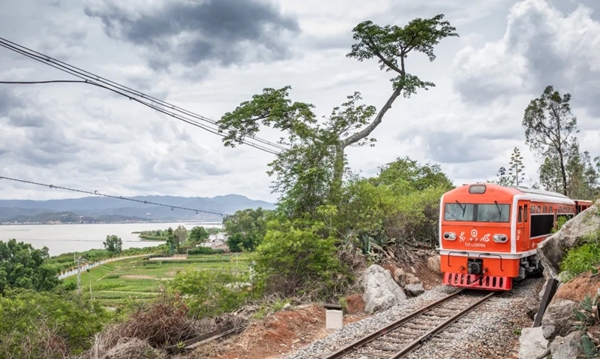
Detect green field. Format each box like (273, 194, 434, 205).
(63, 254, 251, 307)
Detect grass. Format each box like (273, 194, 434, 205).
(63, 254, 252, 308)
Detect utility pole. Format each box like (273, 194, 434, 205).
(74, 255, 86, 295)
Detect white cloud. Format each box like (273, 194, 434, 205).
(0, 0, 598, 204)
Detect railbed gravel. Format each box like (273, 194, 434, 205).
(283, 277, 544, 359)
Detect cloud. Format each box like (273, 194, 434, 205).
(453, 0, 600, 119)
(84, 0, 300, 70)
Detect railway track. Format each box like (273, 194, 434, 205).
(322, 290, 495, 359)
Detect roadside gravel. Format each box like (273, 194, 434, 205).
(283, 277, 544, 359)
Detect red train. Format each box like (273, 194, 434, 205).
(438, 183, 593, 291)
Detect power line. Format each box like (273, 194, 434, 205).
(0, 37, 287, 154)
(0, 175, 227, 217)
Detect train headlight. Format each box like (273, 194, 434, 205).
(493, 234, 508, 243)
(443, 232, 456, 240)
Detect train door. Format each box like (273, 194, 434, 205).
(516, 201, 529, 252)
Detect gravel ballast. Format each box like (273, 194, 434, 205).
(283, 278, 544, 359)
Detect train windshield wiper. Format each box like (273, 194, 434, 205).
(494, 200, 502, 219)
(455, 200, 466, 216)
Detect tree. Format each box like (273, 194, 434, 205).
(494, 166, 512, 186)
(508, 147, 525, 186)
(103, 234, 122, 254)
(217, 15, 458, 217)
(189, 226, 209, 243)
(522, 85, 579, 195)
(224, 208, 269, 252)
(0, 239, 59, 294)
(565, 146, 599, 199)
(173, 225, 188, 249)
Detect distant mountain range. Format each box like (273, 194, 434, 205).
(0, 195, 275, 224)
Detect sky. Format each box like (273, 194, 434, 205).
(0, 0, 599, 203)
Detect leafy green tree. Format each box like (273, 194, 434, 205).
(224, 207, 269, 252)
(523, 85, 579, 195)
(189, 226, 209, 243)
(508, 147, 525, 186)
(374, 157, 454, 190)
(217, 15, 458, 218)
(334, 157, 453, 248)
(0, 239, 59, 294)
(103, 234, 122, 254)
(173, 225, 188, 249)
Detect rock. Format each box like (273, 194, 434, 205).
(524, 299, 539, 320)
(361, 264, 406, 314)
(427, 255, 441, 274)
(283, 303, 292, 311)
(518, 327, 549, 359)
(542, 299, 580, 340)
(394, 268, 406, 286)
(537, 199, 600, 278)
(405, 273, 421, 285)
(404, 283, 425, 297)
(550, 330, 585, 359)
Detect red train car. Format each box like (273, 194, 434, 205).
(439, 183, 593, 291)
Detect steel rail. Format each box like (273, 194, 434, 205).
(390, 291, 495, 358)
(322, 289, 465, 359)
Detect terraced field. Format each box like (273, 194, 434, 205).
(63, 254, 251, 307)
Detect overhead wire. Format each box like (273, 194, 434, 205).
(0, 36, 287, 154)
(0, 175, 227, 217)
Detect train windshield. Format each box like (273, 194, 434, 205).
(444, 203, 510, 222)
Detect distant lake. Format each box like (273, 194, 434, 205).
(0, 222, 222, 256)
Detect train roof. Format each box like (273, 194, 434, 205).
(445, 183, 575, 203)
(509, 186, 571, 199)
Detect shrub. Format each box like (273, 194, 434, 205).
(253, 219, 352, 300)
(170, 270, 253, 318)
(560, 230, 600, 279)
(0, 289, 110, 357)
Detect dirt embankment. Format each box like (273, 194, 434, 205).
(195, 254, 442, 359)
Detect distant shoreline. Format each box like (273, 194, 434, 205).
(0, 221, 224, 226)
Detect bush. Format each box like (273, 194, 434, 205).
(170, 270, 253, 318)
(0, 289, 110, 357)
(187, 247, 224, 255)
(560, 231, 600, 279)
(254, 219, 351, 300)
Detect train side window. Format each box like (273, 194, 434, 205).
(537, 206, 541, 213)
(549, 206, 553, 213)
(518, 206, 523, 222)
(524, 205, 528, 222)
(543, 206, 547, 213)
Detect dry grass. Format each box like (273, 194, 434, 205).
(78, 291, 247, 359)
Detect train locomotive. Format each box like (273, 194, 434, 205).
(439, 183, 593, 291)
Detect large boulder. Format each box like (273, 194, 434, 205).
(542, 299, 580, 340)
(362, 264, 406, 314)
(518, 327, 549, 359)
(537, 199, 600, 278)
(427, 255, 441, 274)
(550, 330, 585, 359)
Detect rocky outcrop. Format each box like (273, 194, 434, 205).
(542, 299, 579, 340)
(537, 199, 600, 278)
(550, 330, 586, 359)
(518, 327, 549, 359)
(362, 265, 406, 314)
